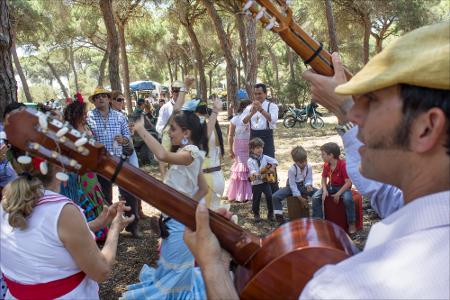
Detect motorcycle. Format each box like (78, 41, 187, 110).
(283, 102, 324, 129)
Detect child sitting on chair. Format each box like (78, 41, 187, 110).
(247, 137, 278, 222)
(272, 146, 317, 225)
(311, 142, 356, 233)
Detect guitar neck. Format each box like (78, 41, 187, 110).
(248, 0, 352, 79)
(98, 155, 261, 266)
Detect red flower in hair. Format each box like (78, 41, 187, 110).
(31, 156, 45, 171)
(76, 92, 84, 104)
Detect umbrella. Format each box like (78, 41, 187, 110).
(129, 81, 156, 91)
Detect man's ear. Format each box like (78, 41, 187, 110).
(410, 108, 447, 153)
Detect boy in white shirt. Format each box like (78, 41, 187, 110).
(247, 138, 278, 222)
(272, 146, 317, 225)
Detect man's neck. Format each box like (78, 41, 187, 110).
(97, 106, 109, 117)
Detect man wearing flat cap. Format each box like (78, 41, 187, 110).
(182, 22, 450, 299)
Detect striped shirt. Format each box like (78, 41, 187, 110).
(87, 108, 130, 156)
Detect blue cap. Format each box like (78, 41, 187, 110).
(236, 89, 249, 100)
(181, 99, 201, 112)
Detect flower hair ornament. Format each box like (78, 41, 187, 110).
(75, 91, 84, 104)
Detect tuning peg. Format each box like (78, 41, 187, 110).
(40, 161, 48, 175)
(255, 7, 266, 20)
(55, 172, 69, 182)
(265, 17, 277, 30)
(50, 119, 63, 129)
(243, 0, 253, 11)
(56, 126, 70, 138)
(74, 137, 88, 147)
(17, 155, 32, 164)
(38, 114, 48, 131)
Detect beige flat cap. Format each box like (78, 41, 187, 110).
(336, 22, 450, 95)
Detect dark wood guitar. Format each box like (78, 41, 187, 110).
(4, 108, 356, 299)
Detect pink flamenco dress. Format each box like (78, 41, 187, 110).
(226, 114, 252, 202)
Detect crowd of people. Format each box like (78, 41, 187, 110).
(0, 21, 448, 299)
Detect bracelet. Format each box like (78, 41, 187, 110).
(180, 87, 188, 93)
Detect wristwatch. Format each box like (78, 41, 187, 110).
(335, 122, 355, 136)
(179, 86, 188, 93)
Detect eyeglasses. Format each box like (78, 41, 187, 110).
(95, 93, 109, 100)
(115, 98, 125, 102)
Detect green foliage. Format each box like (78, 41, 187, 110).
(12, 0, 449, 101)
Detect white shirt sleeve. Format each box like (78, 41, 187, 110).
(264, 155, 278, 166)
(155, 104, 169, 134)
(267, 101, 279, 128)
(343, 126, 404, 218)
(304, 164, 313, 187)
(288, 165, 301, 197)
(247, 158, 259, 175)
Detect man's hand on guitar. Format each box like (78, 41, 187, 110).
(302, 52, 353, 124)
(184, 199, 232, 271)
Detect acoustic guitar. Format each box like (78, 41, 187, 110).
(248, 163, 278, 183)
(5, 108, 356, 299)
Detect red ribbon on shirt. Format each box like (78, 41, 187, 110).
(2, 271, 85, 300)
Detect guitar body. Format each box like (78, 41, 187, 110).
(235, 219, 356, 299)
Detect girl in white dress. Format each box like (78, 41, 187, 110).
(123, 107, 209, 299)
(195, 99, 225, 209)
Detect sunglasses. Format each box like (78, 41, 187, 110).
(94, 93, 109, 100)
(115, 98, 125, 102)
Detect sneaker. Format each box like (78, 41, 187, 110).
(275, 214, 285, 225)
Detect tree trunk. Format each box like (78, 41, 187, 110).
(99, 0, 121, 90)
(208, 69, 212, 95)
(200, 0, 237, 111)
(116, 20, 132, 113)
(165, 52, 173, 83)
(184, 23, 207, 100)
(0, 0, 17, 119)
(267, 44, 279, 91)
(237, 55, 241, 88)
(11, 28, 32, 102)
(324, 0, 339, 52)
(245, 17, 257, 103)
(46, 61, 69, 99)
(235, 12, 248, 76)
(98, 50, 108, 87)
(287, 46, 295, 80)
(362, 14, 371, 64)
(69, 45, 79, 92)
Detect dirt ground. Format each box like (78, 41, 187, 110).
(99, 111, 380, 299)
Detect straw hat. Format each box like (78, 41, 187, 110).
(336, 22, 450, 95)
(88, 86, 111, 102)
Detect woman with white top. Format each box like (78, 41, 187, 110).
(0, 152, 133, 299)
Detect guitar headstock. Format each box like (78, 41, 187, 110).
(241, 0, 294, 32)
(4, 107, 106, 174)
